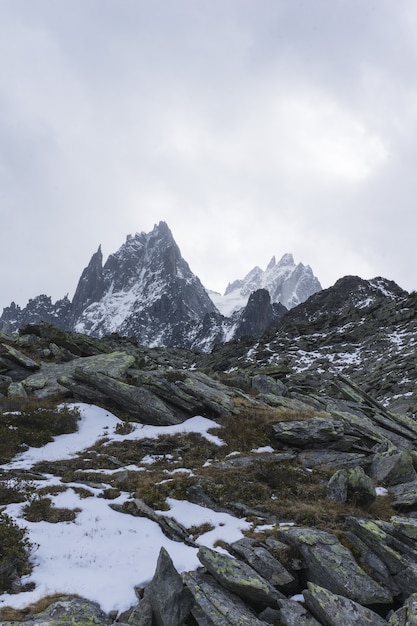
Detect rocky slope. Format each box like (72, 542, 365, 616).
(198, 275, 417, 414)
(0, 223, 318, 350)
(2, 323, 417, 624)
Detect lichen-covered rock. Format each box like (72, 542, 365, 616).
(303, 582, 388, 626)
(278, 527, 392, 605)
(391, 516, 417, 541)
(117, 596, 153, 625)
(0, 343, 40, 371)
(327, 468, 349, 502)
(345, 466, 376, 506)
(273, 418, 344, 447)
(388, 592, 417, 625)
(278, 599, 322, 625)
(74, 369, 186, 425)
(371, 450, 417, 486)
(0, 595, 111, 625)
(389, 480, 417, 508)
(197, 545, 284, 608)
(23, 351, 136, 399)
(251, 374, 287, 397)
(144, 547, 192, 626)
(183, 571, 269, 625)
(344, 517, 417, 597)
(231, 537, 295, 589)
(7, 382, 27, 399)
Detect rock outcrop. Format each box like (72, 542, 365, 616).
(3, 324, 417, 624)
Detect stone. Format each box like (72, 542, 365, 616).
(303, 582, 389, 626)
(278, 526, 392, 605)
(0, 595, 111, 625)
(0, 343, 40, 371)
(117, 597, 153, 625)
(7, 381, 27, 399)
(345, 466, 376, 507)
(183, 571, 269, 625)
(344, 517, 417, 597)
(251, 374, 287, 397)
(197, 545, 284, 608)
(388, 592, 417, 625)
(389, 480, 417, 508)
(74, 369, 187, 425)
(278, 599, 322, 626)
(231, 537, 295, 589)
(371, 450, 417, 486)
(145, 547, 192, 626)
(273, 417, 344, 447)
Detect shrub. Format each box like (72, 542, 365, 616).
(0, 512, 33, 593)
(0, 403, 79, 463)
(23, 497, 79, 523)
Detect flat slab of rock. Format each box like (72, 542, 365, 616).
(278, 599, 322, 625)
(303, 582, 388, 626)
(273, 417, 344, 447)
(24, 351, 136, 398)
(0, 343, 40, 370)
(231, 537, 295, 589)
(184, 571, 269, 625)
(197, 545, 284, 608)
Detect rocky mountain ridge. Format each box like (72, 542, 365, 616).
(0, 222, 319, 350)
(2, 323, 417, 624)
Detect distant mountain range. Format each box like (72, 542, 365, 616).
(0, 221, 322, 349)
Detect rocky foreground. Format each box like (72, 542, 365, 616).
(2, 324, 417, 624)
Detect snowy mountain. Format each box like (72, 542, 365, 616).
(210, 253, 322, 316)
(0, 222, 319, 349)
(71, 222, 219, 348)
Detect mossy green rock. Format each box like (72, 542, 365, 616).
(197, 545, 284, 608)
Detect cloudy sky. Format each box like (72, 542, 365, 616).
(1, 0, 417, 311)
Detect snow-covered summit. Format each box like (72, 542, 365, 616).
(73, 221, 218, 345)
(211, 253, 322, 316)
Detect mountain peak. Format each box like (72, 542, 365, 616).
(212, 252, 322, 315)
(266, 256, 276, 270)
(276, 253, 295, 267)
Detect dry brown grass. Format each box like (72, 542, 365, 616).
(0, 593, 79, 622)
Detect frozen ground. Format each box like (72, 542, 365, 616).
(0, 404, 251, 614)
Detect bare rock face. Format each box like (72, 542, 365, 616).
(144, 547, 192, 626)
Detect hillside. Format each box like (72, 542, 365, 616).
(1, 321, 417, 624)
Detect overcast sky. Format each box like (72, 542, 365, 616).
(1, 0, 417, 311)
